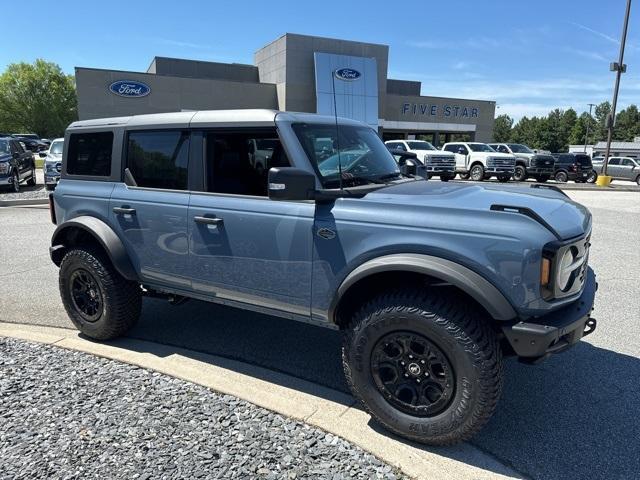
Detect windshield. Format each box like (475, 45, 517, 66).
(292, 123, 400, 188)
(406, 141, 436, 151)
(0, 139, 9, 154)
(468, 143, 495, 152)
(49, 141, 63, 155)
(507, 144, 533, 154)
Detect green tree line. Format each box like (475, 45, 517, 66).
(493, 102, 640, 152)
(0, 60, 77, 139)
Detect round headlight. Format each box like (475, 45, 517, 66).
(557, 248, 577, 291)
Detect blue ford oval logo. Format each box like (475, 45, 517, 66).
(109, 80, 151, 98)
(334, 68, 361, 81)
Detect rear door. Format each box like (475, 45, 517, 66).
(109, 130, 192, 290)
(618, 158, 636, 180)
(607, 157, 621, 177)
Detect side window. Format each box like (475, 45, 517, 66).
(205, 129, 290, 197)
(11, 141, 24, 153)
(498, 145, 509, 153)
(443, 144, 457, 153)
(621, 159, 634, 167)
(126, 130, 190, 190)
(609, 158, 620, 165)
(67, 132, 113, 177)
(396, 142, 407, 151)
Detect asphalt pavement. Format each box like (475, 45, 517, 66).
(1, 191, 639, 480)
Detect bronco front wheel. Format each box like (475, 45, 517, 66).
(342, 289, 503, 445)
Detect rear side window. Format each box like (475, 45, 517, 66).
(608, 158, 620, 165)
(575, 155, 591, 166)
(127, 130, 190, 190)
(67, 132, 113, 177)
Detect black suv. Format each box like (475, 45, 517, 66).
(551, 153, 592, 183)
(0, 137, 37, 191)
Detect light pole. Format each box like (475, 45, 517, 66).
(602, 0, 633, 181)
(584, 103, 596, 153)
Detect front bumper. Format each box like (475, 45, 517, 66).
(501, 267, 597, 362)
(0, 174, 13, 185)
(44, 174, 60, 185)
(486, 167, 515, 174)
(425, 166, 455, 173)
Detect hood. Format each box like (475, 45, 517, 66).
(422, 150, 455, 157)
(472, 151, 514, 159)
(45, 153, 62, 161)
(362, 181, 591, 240)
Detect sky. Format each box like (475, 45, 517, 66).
(2, 0, 639, 121)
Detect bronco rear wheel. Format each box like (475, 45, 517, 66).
(59, 247, 141, 340)
(342, 289, 503, 446)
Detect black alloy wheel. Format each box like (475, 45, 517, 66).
(513, 165, 526, 182)
(371, 332, 455, 417)
(69, 268, 103, 322)
(555, 171, 568, 183)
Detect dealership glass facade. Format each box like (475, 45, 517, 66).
(75, 33, 496, 143)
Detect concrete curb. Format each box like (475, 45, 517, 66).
(0, 198, 49, 207)
(0, 322, 522, 480)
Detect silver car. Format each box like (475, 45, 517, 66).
(592, 157, 640, 185)
(43, 138, 64, 190)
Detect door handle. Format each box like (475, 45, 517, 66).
(194, 216, 223, 227)
(113, 207, 136, 215)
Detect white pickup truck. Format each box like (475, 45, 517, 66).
(442, 142, 516, 182)
(385, 140, 456, 181)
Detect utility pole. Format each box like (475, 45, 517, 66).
(584, 103, 596, 153)
(602, 0, 633, 178)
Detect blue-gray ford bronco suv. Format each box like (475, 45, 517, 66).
(49, 110, 597, 445)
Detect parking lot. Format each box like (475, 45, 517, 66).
(1, 190, 639, 479)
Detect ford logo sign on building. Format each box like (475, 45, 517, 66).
(334, 68, 361, 81)
(109, 80, 151, 98)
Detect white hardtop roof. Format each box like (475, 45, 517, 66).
(67, 109, 368, 130)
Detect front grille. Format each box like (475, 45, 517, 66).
(425, 155, 455, 166)
(487, 157, 515, 168)
(554, 234, 590, 299)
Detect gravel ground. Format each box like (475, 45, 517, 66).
(0, 337, 403, 480)
(0, 171, 49, 201)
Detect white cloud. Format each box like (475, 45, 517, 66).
(568, 22, 620, 45)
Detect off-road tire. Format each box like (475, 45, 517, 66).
(554, 170, 568, 183)
(26, 169, 36, 186)
(586, 170, 598, 184)
(59, 247, 141, 340)
(342, 289, 503, 446)
(470, 165, 485, 182)
(513, 165, 526, 182)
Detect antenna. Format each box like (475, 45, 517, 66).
(331, 69, 344, 191)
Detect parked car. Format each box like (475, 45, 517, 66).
(551, 153, 592, 183)
(384, 140, 456, 181)
(49, 110, 597, 446)
(592, 157, 640, 185)
(43, 138, 64, 190)
(15, 136, 48, 152)
(0, 136, 37, 192)
(487, 143, 555, 182)
(442, 142, 515, 181)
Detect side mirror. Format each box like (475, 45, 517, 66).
(400, 163, 416, 176)
(268, 167, 316, 201)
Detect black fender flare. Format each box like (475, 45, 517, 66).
(50, 216, 138, 281)
(330, 254, 517, 323)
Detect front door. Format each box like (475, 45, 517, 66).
(188, 129, 314, 317)
(109, 130, 191, 289)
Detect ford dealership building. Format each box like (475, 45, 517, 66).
(75, 33, 496, 144)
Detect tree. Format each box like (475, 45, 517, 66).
(0, 60, 77, 138)
(569, 112, 597, 146)
(614, 104, 640, 141)
(492, 114, 513, 142)
(594, 101, 611, 142)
